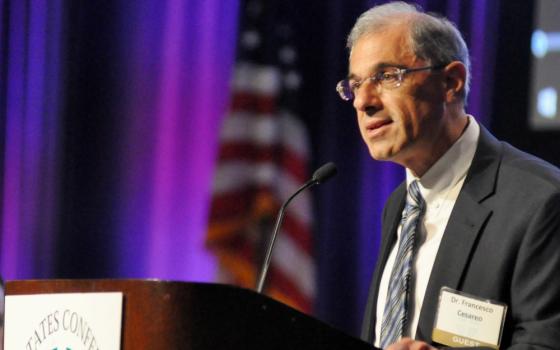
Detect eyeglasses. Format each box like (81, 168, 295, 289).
(336, 64, 446, 101)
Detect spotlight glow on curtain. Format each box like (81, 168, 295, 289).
(1, 0, 239, 282)
(114, 0, 239, 280)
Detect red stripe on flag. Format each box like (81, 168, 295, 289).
(231, 91, 277, 114)
(282, 213, 313, 253)
(268, 265, 312, 312)
(210, 186, 276, 218)
(217, 142, 307, 181)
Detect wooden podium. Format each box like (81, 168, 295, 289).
(5, 279, 373, 349)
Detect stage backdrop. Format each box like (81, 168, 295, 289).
(0, 0, 238, 280)
(1, 0, 544, 338)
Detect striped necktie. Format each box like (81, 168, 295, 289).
(380, 180, 425, 348)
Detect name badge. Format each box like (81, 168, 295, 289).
(432, 287, 507, 349)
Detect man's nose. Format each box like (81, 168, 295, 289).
(352, 81, 382, 112)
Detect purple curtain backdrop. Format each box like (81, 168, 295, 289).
(0, 0, 64, 279)
(0, 0, 239, 281)
(113, 1, 239, 280)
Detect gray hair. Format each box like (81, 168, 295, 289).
(347, 1, 471, 100)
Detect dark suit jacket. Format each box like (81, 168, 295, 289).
(361, 127, 560, 349)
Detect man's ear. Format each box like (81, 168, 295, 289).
(443, 61, 467, 103)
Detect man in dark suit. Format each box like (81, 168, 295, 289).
(335, 1, 560, 349)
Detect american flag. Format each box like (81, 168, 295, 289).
(207, 0, 314, 313)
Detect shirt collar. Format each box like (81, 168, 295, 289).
(406, 115, 480, 201)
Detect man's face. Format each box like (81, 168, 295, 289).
(348, 25, 447, 168)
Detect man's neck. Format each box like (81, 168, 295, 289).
(405, 111, 469, 178)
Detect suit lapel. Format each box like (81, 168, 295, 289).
(416, 126, 502, 342)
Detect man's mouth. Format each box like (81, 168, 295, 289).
(366, 119, 393, 134)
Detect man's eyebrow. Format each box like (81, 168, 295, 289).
(347, 62, 407, 79)
(376, 62, 406, 69)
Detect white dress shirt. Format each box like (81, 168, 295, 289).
(374, 116, 480, 347)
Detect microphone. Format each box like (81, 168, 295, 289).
(255, 162, 338, 293)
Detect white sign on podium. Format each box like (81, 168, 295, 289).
(4, 292, 123, 350)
